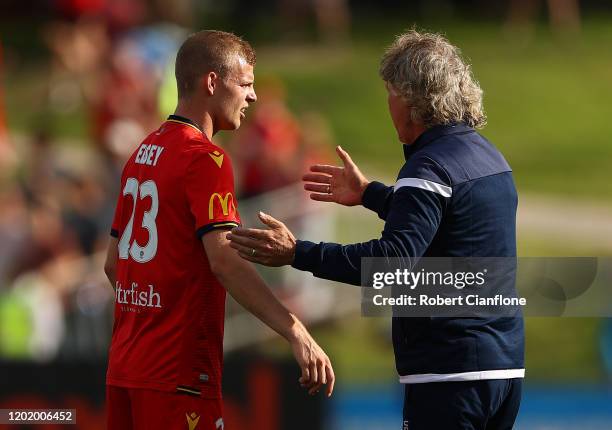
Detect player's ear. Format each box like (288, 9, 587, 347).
(205, 72, 218, 96)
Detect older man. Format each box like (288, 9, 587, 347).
(228, 30, 524, 429)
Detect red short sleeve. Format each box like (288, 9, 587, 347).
(185, 148, 241, 238)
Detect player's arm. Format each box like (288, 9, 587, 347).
(202, 228, 335, 397)
(104, 237, 119, 289)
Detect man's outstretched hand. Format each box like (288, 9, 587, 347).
(303, 145, 370, 206)
(227, 212, 296, 267)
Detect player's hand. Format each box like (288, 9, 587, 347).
(227, 212, 296, 267)
(290, 324, 335, 397)
(303, 145, 370, 206)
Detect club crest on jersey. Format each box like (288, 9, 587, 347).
(208, 193, 235, 219)
(186, 412, 200, 430)
(208, 150, 224, 168)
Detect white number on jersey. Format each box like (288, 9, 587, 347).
(118, 178, 159, 263)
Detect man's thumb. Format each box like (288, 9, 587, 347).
(336, 145, 354, 167)
(259, 211, 282, 228)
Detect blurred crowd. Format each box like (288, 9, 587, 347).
(0, 0, 336, 362)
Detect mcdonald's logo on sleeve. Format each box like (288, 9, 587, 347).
(208, 193, 236, 220)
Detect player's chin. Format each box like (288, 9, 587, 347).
(231, 115, 243, 130)
(221, 119, 241, 131)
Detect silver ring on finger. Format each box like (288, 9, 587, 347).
(251, 248, 256, 256)
(326, 185, 331, 194)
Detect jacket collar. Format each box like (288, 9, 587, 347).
(403, 122, 475, 161)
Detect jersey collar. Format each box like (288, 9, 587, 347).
(403, 122, 475, 161)
(166, 114, 204, 134)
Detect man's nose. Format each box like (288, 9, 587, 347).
(247, 89, 257, 103)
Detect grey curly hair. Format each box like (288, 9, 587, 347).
(379, 30, 486, 129)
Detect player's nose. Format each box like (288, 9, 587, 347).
(247, 89, 257, 103)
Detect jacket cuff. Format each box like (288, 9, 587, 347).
(362, 181, 389, 213)
(291, 240, 319, 272)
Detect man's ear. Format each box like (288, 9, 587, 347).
(204, 71, 218, 96)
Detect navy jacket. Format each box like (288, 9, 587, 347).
(292, 123, 525, 379)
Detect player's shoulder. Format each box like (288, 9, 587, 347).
(183, 134, 223, 153)
(183, 136, 232, 171)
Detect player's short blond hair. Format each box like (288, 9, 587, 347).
(175, 30, 256, 98)
(379, 30, 486, 129)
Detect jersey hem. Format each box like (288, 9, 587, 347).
(399, 368, 525, 384)
(106, 376, 222, 399)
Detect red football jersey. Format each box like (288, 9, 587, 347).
(107, 115, 240, 399)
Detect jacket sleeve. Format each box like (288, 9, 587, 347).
(291, 156, 450, 285)
(361, 181, 394, 220)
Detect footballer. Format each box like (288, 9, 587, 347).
(103, 30, 334, 430)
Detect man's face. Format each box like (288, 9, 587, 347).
(214, 56, 257, 131)
(386, 82, 413, 144)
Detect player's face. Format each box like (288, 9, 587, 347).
(215, 56, 257, 131)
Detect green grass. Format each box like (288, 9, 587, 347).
(524, 317, 604, 382)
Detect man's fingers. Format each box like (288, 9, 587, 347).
(227, 233, 262, 250)
(301, 364, 311, 385)
(319, 360, 326, 385)
(230, 240, 258, 256)
(237, 250, 263, 264)
(232, 241, 270, 263)
(230, 227, 269, 240)
(310, 164, 342, 175)
(336, 145, 355, 168)
(304, 183, 332, 194)
(258, 211, 283, 228)
(302, 173, 331, 184)
(309, 193, 335, 202)
(325, 363, 335, 397)
(309, 360, 318, 389)
(307, 360, 322, 395)
(308, 382, 323, 396)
